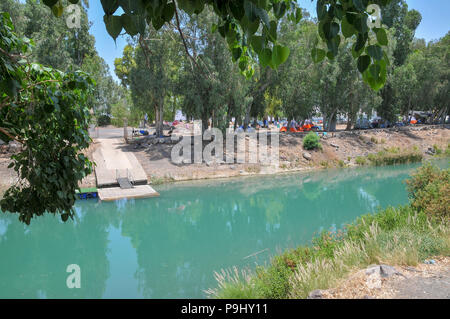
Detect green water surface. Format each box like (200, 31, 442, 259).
(0, 160, 447, 298)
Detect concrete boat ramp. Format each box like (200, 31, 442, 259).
(93, 138, 159, 201)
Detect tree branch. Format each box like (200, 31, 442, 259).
(0, 127, 23, 143)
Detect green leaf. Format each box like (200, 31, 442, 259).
(259, 48, 272, 67)
(250, 35, 264, 54)
(327, 36, 341, 57)
(341, 16, 355, 38)
(103, 15, 123, 40)
(323, 22, 340, 40)
(268, 20, 277, 42)
(375, 28, 388, 46)
(101, 0, 119, 15)
(353, 0, 365, 12)
(51, 3, 64, 18)
(162, 2, 175, 22)
(369, 63, 381, 81)
(43, 0, 58, 7)
(244, 0, 259, 22)
(273, 2, 287, 19)
(367, 45, 383, 60)
(152, 16, 165, 30)
(295, 8, 303, 23)
(311, 48, 326, 63)
(121, 14, 138, 36)
(357, 55, 371, 73)
(232, 47, 242, 62)
(272, 45, 290, 66)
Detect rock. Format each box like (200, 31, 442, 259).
(380, 265, 401, 278)
(0, 139, 4, 145)
(158, 138, 165, 144)
(425, 147, 436, 155)
(365, 265, 381, 276)
(205, 161, 212, 167)
(303, 152, 312, 161)
(182, 158, 191, 164)
(8, 141, 21, 153)
(239, 170, 244, 174)
(307, 289, 324, 299)
(330, 143, 339, 148)
(229, 165, 236, 170)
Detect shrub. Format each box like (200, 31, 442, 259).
(303, 132, 321, 150)
(433, 144, 443, 155)
(355, 156, 366, 165)
(97, 114, 111, 126)
(406, 163, 449, 218)
(367, 148, 423, 166)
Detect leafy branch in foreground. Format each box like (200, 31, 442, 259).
(0, 12, 95, 224)
(42, 0, 393, 90)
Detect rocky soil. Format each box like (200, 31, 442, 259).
(309, 256, 450, 299)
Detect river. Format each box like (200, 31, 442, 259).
(0, 159, 448, 298)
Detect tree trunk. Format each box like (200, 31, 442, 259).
(155, 100, 164, 137)
(326, 109, 337, 132)
(346, 113, 353, 130)
(243, 102, 252, 131)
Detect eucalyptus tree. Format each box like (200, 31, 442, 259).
(377, 0, 422, 123)
(115, 26, 181, 136)
(391, 61, 417, 119)
(429, 32, 450, 123)
(41, 0, 394, 91)
(1, 0, 120, 117)
(177, 9, 250, 133)
(274, 17, 317, 124)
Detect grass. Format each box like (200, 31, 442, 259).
(149, 175, 174, 185)
(206, 165, 450, 299)
(433, 144, 443, 155)
(360, 147, 423, 166)
(206, 206, 450, 299)
(355, 156, 366, 165)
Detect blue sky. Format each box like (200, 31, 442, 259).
(86, 0, 450, 81)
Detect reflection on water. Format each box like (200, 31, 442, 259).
(0, 160, 448, 298)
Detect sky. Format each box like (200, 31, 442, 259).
(86, 0, 450, 82)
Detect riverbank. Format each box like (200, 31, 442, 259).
(123, 125, 449, 185)
(0, 125, 449, 194)
(205, 164, 450, 299)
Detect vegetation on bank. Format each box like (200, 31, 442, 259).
(303, 132, 322, 151)
(356, 146, 424, 167)
(205, 164, 450, 299)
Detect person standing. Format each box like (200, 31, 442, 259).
(144, 113, 148, 127)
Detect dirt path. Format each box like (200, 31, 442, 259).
(392, 267, 450, 299)
(316, 256, 450, 299)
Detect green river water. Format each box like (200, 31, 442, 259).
(0, 160, 448, 298)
